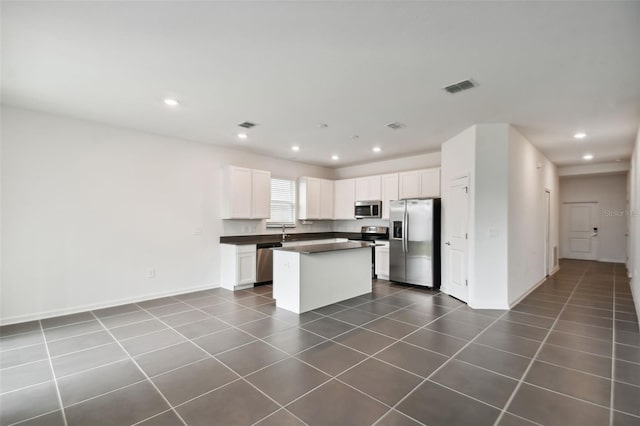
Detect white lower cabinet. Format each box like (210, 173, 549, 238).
(375, 241, 390, 279)
(220, 244, 257, 290)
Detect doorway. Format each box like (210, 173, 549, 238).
(562, 202, 599, 260)
(444, 176, 469, 302)
(544, 190, 551, 276)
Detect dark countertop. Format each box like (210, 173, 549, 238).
(220, 231, 370, 245)
(273, 241, 376, 254)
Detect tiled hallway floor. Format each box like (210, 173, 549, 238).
(1, 260, 639, 425)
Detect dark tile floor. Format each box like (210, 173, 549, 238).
(1, 260, 639, 425)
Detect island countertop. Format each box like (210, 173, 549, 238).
(273, 241, 376, 254)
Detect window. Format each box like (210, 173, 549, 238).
(267, 177, 296, 227)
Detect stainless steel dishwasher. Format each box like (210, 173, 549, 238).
(256, 242, 282, 283)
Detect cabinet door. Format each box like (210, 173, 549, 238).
(367, 176, 382, 200)
(355, 178, 369, 201)
(237, 252, 256, 285)
(399, 170, 421, 199)
(320, 179, 334, 219)
(227, 166, 252, 218)
(381, 173, 399, 220)
(355, 176, 381, 200)
(334, 179, 355, 219)
(419, 168, 440, 198)
(306, 178, 321, 219)
(251, 169, 271, 219)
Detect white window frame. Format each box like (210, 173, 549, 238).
(266, 176, 297, 228)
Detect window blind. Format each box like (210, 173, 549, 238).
(267, 177, 296, 226)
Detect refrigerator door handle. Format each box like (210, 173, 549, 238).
(403, 210, 408, 253)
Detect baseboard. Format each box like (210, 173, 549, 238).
(508, 266, 560, 309)
(467, 301, 510, 310)
(631, 279, 640, 324)
(598, 258, 626, 264)
(0, 282, 220, 326)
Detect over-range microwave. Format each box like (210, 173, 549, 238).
(355, 200, 382, 219)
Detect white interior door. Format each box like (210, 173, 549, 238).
(562, 202, 598, 260)
(444, 176, 469, 302)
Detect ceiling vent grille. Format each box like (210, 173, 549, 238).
(443, 79, 476, 94)
(238, 121, 257, 129)
(386, 122, 405, 130)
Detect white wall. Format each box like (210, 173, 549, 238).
(558, 161, 630, 177)
(560, 174, 628, 263)
(334, 152, 441, 179)
(627, 123, 640, 320)
(440, 124, 559, 309)
(473, 124, 510, 308)
(0, 107, 334, 324)
(507, 126, 559, 305)
(440, 125, 476, 300)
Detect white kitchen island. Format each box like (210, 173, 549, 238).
(272, 242, 373, 314)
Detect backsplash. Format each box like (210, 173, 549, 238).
(332, 218, 389, 232)
(222, 218, 389, 236)
(222, 219, 333, 236)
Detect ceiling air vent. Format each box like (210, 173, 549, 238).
(386, 122, 405, 130)
(238, 121, 257, 129)
(443, 79, 476, 94)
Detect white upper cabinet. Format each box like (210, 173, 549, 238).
(251, 169, 271, 219)
(381, 173, 399, 219)
(298, 177, 333, 220)
(334, 179, 355, 219)
(399, 170, 421, 199)
(399, 168, 440, 199)
(319, 179, 334, 219)
(355, 175, 381, 201)
(419, 168, 441, 198)
(222, 166, 271, 219)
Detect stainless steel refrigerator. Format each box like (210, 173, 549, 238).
(389, 199, 441, 287)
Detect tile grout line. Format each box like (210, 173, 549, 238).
(159, 287, 482, 425)
(37, 320, 69, 426)
(493, 263, 592, 426)
(247, 296, 466, 426)
(609, 264, 616, 426)
(88, 312, 190, 426)
(8, 409, 63, 426)
(372, 309, 512, 425)
(131, 301, 310, 426)
(142, 285, 450, 425)
(128, 408, 177, 426)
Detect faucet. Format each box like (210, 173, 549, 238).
(281, 224, 287, 241)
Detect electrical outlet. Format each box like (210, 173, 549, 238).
(148, 269, 156, 278)
(193, 227, 203, 236)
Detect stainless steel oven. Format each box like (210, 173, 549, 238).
(354, 200, 382, 219)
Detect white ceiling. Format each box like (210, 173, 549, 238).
(2, 1, 639, 168)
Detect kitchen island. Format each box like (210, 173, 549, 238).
(272, 242, 373, 314)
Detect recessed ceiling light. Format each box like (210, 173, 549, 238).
(331, 155, 339, 161)
(574, 132, 587, 139)
(237, 133, 248, 140)
(583, 154, 593, 160)
(291, 146, 300, 152)
(163, 98, 180, 107)
(372, 147, 381, 153)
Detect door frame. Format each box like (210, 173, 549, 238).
(443, 175, 470, 303)
(544, 189, 551, 276)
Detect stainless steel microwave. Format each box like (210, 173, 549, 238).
(354, 200, 382, 219)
